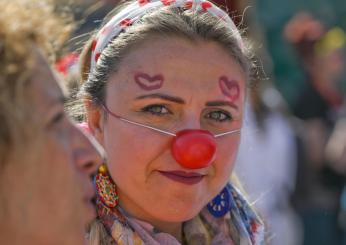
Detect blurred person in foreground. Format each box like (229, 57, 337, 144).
(285, 12, 346, 245)
(0, 0, 102, 244)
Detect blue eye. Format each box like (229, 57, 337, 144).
(142, 104, 170, 116)
(206, 110, 232, 122)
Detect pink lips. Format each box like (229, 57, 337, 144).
(158, 170, 205, 185)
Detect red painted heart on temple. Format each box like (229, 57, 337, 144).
(134, 73, 164, 91)
(218, 76, 240, 102)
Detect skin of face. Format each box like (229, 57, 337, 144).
(0, 51, 102, 245)
(88, 37, 246, 237)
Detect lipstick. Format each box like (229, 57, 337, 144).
(158, 170, 205, 185)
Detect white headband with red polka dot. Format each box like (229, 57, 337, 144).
(90, 0, 244, 71)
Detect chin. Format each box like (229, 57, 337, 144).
(152, 200, 206, 223)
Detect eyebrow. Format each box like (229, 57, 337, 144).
(134, 93, 238, 109)
(206, 100, 238, 110)
(135, 93, 185, 104)
(47, 95, 68, 108)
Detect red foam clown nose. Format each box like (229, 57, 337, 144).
(171, 129, 217, 169)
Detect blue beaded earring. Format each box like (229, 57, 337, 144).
(207, 183, 234, 218)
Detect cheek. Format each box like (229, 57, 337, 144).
(103, 123, 170, 183)
(41, 137, 82, 208)
(214, 135, 240, 182)
(20, 136, 84, 239)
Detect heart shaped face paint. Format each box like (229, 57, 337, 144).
(135, 72, 164, 91)
(218, 76, 240, 102)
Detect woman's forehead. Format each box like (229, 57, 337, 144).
(121, 37, 242, 69)
(108, 37, 246, 96)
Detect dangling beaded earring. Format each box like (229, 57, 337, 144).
(207, 183, 233, 218)
(95, 164, 119, 208)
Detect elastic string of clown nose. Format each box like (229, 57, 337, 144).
(102, 104, 241, 169)
(101, 104, 241, 138)
(102, 104, 176, 136)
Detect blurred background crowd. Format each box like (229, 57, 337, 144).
(53, 0, 346, 244)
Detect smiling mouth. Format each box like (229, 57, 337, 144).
(158, 170, 205, 185)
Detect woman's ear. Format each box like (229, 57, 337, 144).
(85, 100, 105, 146)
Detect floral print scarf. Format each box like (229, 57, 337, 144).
(91, 184, 265, 245)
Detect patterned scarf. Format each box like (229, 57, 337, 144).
(92, 184, 265, 245)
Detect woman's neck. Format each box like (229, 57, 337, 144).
(118, 195, 183, 242)
(149, 218, 182, 241)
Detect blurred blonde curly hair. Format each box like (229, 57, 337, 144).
(0, 0, 72, 165)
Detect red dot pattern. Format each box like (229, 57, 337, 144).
(91, 39, 97, 51)
(161, 0, 176, 6)
(95, 53, 101, 62)
(183, 1, 193, 9)
(120, 18, 132, 27)
(138, 0, 150, 5)
(201, 1, 212, 11)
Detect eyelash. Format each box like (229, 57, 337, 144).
(141, 104, 171, 116)
(142, 105, 232, 122)
(205, 110, 232, 122)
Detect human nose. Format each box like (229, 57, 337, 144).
(72, 125, 104, 177)
(171, 116, 217, 170)
(175, 114, 202, 132)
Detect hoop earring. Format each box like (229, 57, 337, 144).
(207, 183, 233, 218)
(95, 164, 119, 208)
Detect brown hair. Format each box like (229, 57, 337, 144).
(0, 0, 71, 165)
(78, 1, 253, 108)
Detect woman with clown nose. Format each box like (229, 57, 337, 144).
(76, 0, 265, 244)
